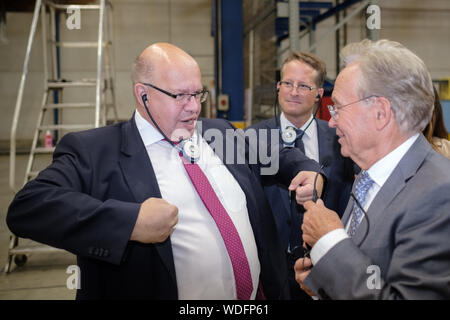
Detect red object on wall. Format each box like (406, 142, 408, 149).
(317, 96, 332, 122)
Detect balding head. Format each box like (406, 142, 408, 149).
(132, 43, 199, 85)
(132, 43, 203, 140)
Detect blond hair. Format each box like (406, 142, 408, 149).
(281, 51, 327, 88)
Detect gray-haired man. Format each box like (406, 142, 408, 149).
(296, 39, 450, 299)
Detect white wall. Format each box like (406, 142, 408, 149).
(0, 0, 213, 146)
(278, 0, 450, 80)
(1, 0, 449, 146)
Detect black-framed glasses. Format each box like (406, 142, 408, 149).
(279, 80, 316, 93)
(141, 82, 208, 104)
(327, 95, 379, 120)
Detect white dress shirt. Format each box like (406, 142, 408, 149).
(310, 133, 420, 265)
(134, 111, 260, 300)
(280, 113, 320, 162)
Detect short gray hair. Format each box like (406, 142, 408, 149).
(340, 39, 434, 135)
(131, 54, 153, 84)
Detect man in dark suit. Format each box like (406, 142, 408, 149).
(296, 39, 450, 299)
(7, 43, 324, 300)
(249, 51, 354, 299)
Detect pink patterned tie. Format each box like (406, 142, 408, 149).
(179, 153, 253, 300)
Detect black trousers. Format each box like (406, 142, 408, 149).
(286, 250, 313, 300)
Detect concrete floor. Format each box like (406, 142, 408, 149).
(0, 154, 76, 299)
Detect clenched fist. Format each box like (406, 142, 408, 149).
(288, 171, 324, 204)
(130, 197, 179, 243)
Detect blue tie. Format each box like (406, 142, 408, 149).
(294, 129, 305, 153)
(349, 171, 374, 237)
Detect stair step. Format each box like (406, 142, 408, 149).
(48, 4, 101, 10)
(53, 41, 110, 48)
(48, 80, 97, 88)
(39, 124, 95, 131)
(27, 171, 39, 180)
(34, 147, 56, 154)
(9, 245, 65, 255)
(44, 102, 96, 110)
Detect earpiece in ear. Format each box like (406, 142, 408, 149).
(142, 94, 148, 102)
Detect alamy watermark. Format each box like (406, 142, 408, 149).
(366, 265, 381, 290)
(66, 265, 81, 290)
(168, 121, 281, 176)
(66, 6, 81, 30)
(366, 4, 381, 30)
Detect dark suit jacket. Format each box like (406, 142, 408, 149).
(249, 117, 355, 249)
(7, 116, 321, 300)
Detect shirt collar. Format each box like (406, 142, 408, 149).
(280, 113, 316, 139)
(134, 109, 164, 146)
(367, 133, 420, 188)
(134, 109, 199, 147)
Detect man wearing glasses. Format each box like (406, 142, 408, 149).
(7, 42, 325, 300)
(295, 39, 450, 299)
(249, 51, 355, 299)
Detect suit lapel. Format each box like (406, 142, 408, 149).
(265, 115, 283, 146)
(118, 116, 162, 202)
(118, 116, 177, 285)
(258, 117, 292, 238)
(351, 135, 431, 244)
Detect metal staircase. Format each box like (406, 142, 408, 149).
(6, 0, 118, 273)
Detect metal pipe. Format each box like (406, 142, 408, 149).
(10, 0, 42, 193)
(95, 0, 105, 127)
(309, 22, 316, 53)
(288, 0, 300, 52)
(248, 30, 254, 126)
(336, 0, 341, 75)
(366, 0, 379, 41)
(308, 0, 369, 52)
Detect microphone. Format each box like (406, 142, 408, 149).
(274, 87, 280, 128)
(304, 156, 331, 258)
(312, 156, 331, 202)
(142, 94, 183, 148)
(291, 157, 330, 208)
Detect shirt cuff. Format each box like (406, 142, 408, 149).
(310, 228, 349, 265)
